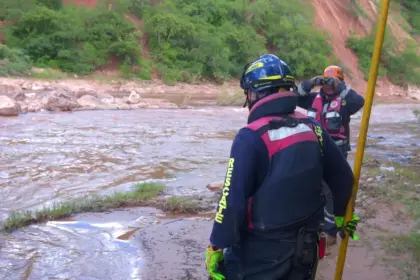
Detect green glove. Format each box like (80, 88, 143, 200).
(335, 214, 360, 241)
(205, 246, 225, 280)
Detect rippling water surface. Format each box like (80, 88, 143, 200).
(0, 103, 419, 279)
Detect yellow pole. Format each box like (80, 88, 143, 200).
(333, 0, 391, 279)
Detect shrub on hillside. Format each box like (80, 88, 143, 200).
(0, 45, 32, 76)
(36, 0, 63, 10)
(5, 5, 142, 75)
(145, 6, 265, 83)
(129, 0, 152, 17)
(347, 27, 420, 86)
(248, 0, 335, 78)
(144, 0, 335, 83)
(385, 42, 420, 85)
(401, 0, 420, 35)
(0, 0, 36, 21)
(346, 33, 388, 79)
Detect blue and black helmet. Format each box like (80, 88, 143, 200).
(240, 54, 295, 92)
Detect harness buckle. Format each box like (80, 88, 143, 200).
(269, 116, 300, 128)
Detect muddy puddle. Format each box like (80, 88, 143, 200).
(0, 208, 155, 279)
(0, 207, 212, 279)
(0, 103, 420, 279)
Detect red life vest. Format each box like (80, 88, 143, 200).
(307, 88, 350, 146)
(245, 112, 324, 231)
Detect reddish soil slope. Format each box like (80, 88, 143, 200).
(309, 0, 414, 97)
(310, 0, 368, 93)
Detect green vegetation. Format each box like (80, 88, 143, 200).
(1, 182, 205, 233)
(0, 0, 335, 83)
(347, 0, 420, 86)
(349, 0, 368, 19)
(400, 0, 420, 35)
(160, 196, 202, 213)
(383, 231, 420, 279)
(360, 156, 420, 277)
(30, 68, 69, 79)
(1, 1, 142, 77)
(0, 45, 32, 76)
(347, 29, 420, 85)
(386, 233, 420, 278)
(143, 0, 335, 83)
(1, 0, 419, 85)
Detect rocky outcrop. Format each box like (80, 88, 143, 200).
(74, 89, 97, 99)
(0, 83, 22, 95)
(97, 92, 115, 105)
(43, 90, 81, 111)
(408, 85, 420, 100)
(76, 95, 105, 109)
(0, 79, 180, 117)
(127, 91, 141, 104)
(206, 180, 224, 191)
(0, 95, 21, 116)
(115, 98, 131, 110)
(16, 90, 79, 113)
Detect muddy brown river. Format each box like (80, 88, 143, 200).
(0, 103, 419, 279)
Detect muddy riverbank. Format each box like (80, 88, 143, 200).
(1, 103, 420, 279)
(0, 78, 241, 116)
(1, 77, 420, 117)
(2, 155, 419, 280)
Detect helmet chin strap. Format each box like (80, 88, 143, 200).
(243, 89, 257, 109)
(243, 89, 248, 108)
(242, 84, 296, 109)
(244, 90, 269, 110)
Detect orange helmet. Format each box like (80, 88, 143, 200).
(323, 65, 344, 81)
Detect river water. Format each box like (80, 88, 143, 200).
(0, 103, 419, 279)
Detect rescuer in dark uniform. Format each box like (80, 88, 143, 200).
(296, 65, 365, 158)
(204, 54, 360, 280)
(296, 66, 364, 245)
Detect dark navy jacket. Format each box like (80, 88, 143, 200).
(209, 92, 354, 249)
(296, 80, 365, 141)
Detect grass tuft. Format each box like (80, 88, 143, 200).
(2, 183, 166, 233)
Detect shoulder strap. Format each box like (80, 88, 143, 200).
(300, 119, 324, 155)
(256, 116, 324, 155)
(339, 86, 351, 99)
(255, 116, 300, 136)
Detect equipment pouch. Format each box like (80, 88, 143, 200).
(294, 228, 318, 266)
(290, 227, 319, 280)
(325, 111, 341, 134)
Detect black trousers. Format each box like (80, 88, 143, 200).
(223, 224, 320, 280)
(321, 182, 337, 236)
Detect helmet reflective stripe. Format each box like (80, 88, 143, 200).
(259, 75, 282, 80)
(245, 62, 264, 75)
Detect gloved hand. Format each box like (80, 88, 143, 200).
(296, 80, 314, 96)
(335, 214, 360, 240)
(310, 75, 326, 87)
(205, 245, 225, 280)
